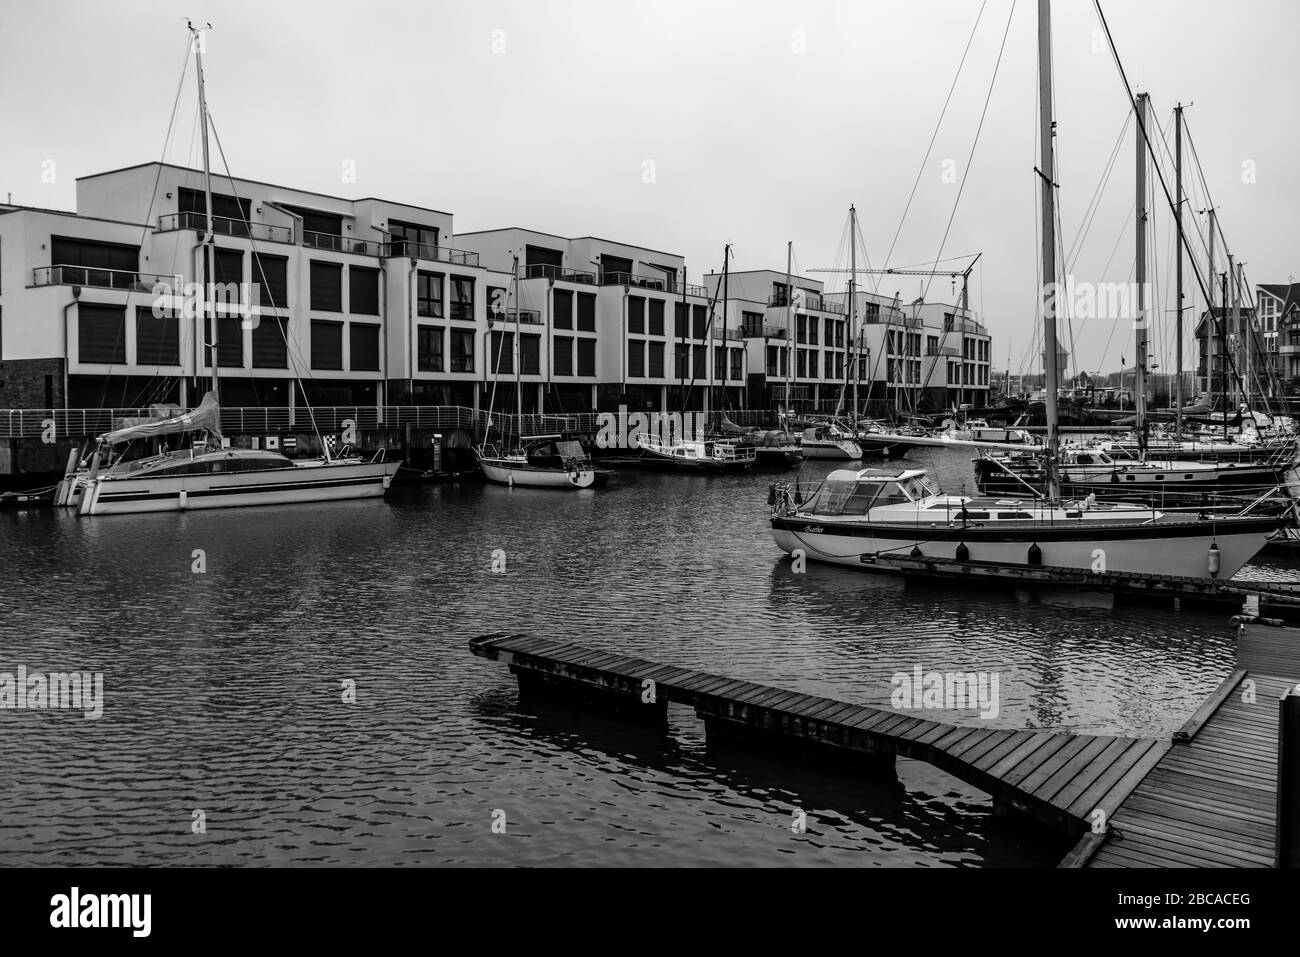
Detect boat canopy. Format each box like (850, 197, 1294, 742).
(98, 391, 221, 445)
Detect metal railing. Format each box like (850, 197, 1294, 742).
(157, 212, 294, 244)
(386, 241, 480, 266)
(520, 263, 597, 284)
(304, 231, 381, 256)
(32, 265, 174, 292)
(767, 293, 847, 314)
(711, 327, 745, 340)
(489, 309, 542, 324)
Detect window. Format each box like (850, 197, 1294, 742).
(628, 339, 645, 377)
(284, 205, 344, 243)
(674, 303, 688, 338)
(825, 351, 835, 378)
(206, 248, 243, 308)
(311, 320, 343, 370)
(135, 307, 178, 366)
(525, 244, 562, 269)
(252, 315, 288, 369)
(730, 348, 742, 380)
(797, 349, 806, 378)
(648, 341, 664, 377)
(487, 286, 508, 318)
(675, 343, 690, 378)
(767, 345, 778, 376)
(450, 330, 474, 372)
(835, 321, 844, 348)
(450, 275, 475, 320)
(743, 311, 764, 338)
(350, 266, 380, 315)
(521, 334, 541, 374)
(254, 254, 288, 309)
(692, 344, 705, 378)
(417, 271, 444, 318)
(179, 187, 250, 234)
(554, 336, 573, 375)
(714, 346, 727, 382)
(692, 305, 707, 340)
(629, 297, 645, 334)
(554, 289, 573, 329)
(310, 261, 343, 312)
(796, 315, 806, 344)
(491, 330, 514, 375)
(649, 300, 665, 335)
(417, 326, 443, 372)
(389, 220, 439, 257)
(350, 323, 380, 371)
(577, 293, 596, 331)
(600, 254, 632, 284)
(201, 316, 243, 367)
(577, 338, 596, 376)
(807, 316, 818, 345)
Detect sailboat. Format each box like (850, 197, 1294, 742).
(75, 24, 399, 516)
(768, 0, 1281, 581)
(476, 256, 600, 488)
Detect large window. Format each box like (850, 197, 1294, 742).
(350, 323, 380, 371)
(649, 299, 665, 336)
(767, 345, 778, 377)
(417, 326, 443, 372)
(806, 315, 817, 344)
(350, 267, 380, 315)
(577, 338, 596, 376)
(417, 271, 444, 318)
(674, 303, 688, 338)
(628, 339, 645, 377)
(731, 348, 743, 381)
(254, 254, 288, 310)
(577, 293, 596, 332)
(692, 305, 707, 340)
(53, 238, 139, 288)
(203, 316, 243, 368)
(450, 330, 474, 372)
(450, 276, 475, 321)
(554, 336, 573, 375)
(251, 315, 288, 369)
(675, 343, 690, 378)
(179, 187, 250, 234)
(209, 248, 243, 308)
(491, 330, 514, 375)
(311, 320, 344, 370)
(521, 334, 541, 375)
(554, 289, 573, 329)
(310, 261, 343, 312)
(648, 341, 665, 377)
(135, 307, 178, 367)
(629, 297, 645, 334)
(389, 220, 439, 257)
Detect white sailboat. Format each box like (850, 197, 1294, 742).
(75, 25, 399, 516)
(477, 256, 599, 489)
(768, 0, 1281, 581)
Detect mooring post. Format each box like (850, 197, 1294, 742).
(1278, 684, 1300, 868)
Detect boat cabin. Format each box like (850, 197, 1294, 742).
(798, 468, 940, 516)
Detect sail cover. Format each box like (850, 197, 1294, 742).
(98, 391, 221, 444)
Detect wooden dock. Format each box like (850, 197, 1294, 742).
(470, 633, 1170, 840)
(868, 554, 1300, 620)
(471, 626, 1300, 866)
(1074, 624, 1300, 868)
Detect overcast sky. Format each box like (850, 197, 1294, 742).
(3, 0, 1297, 378)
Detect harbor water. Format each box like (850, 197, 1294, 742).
(1, 445, 1287, 867)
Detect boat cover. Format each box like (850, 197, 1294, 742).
(98, 391, 221, 444)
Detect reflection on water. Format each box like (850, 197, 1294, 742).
(0, 446, 1254, 866)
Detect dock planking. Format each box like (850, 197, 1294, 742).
(1076, 623, 1300, 869)
(469, 632, 1166, 840)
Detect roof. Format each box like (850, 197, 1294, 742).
(75, 161, 454, 218)
(0, 204, 151, 229)
(1258, 282, 1300, 315)
(455, 226, 682, 260)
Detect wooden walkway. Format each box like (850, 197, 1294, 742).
(469, 633, 1169, 840)
(1079, 624, 1300, 868)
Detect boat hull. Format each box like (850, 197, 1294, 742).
(799, 441, 862, 460)
(479, 458, 597, 488)
(78, 460, 398, 515)
(770, 515, 1277, 580)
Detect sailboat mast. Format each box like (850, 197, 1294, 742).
(1207, 207, 1216, 403)
(721, 243, 730, 417)
(785, 242, 793, 414)
(1174, 103, 1185, 435)
(192, 22, 218, 406)
(1037, 0, 1061, 502)
(1134, 92, 1149, 440)
(849, 204, 858, 423)
(513, 254, 522, 425)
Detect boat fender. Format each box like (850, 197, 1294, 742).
(1208, 541, 1220, 579)
(1027, 542, 1042, 566)
(1110, 470, 1119, 483)
(955, 542, 970, 563)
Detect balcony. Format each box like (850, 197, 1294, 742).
(33, 265, 173, 292)
(304, 231, 382, 256)
(520, 263, 596, 284)
(489, 308, 542, 325)
(385, 240, 480, 267)
(710, 327, 745, 341)
(926, 345, 960, 357)
(157, 211, 294, 244)
(768, 292, 846, 314)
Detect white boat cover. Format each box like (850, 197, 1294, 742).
(99, 391, 221, 444)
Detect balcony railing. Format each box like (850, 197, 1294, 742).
(520, 263, 597, 284)
(711, 327, 745, 340)
(926, 345, 961, 357)
(32, 265, 174, 292)
(157, 211, 295, 244)
(489, 308, 542, 324)
(385, 241, 480, 267)
(304, 231, 382, 256)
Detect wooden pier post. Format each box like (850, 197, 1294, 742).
(1277, 684, 1300, 868)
